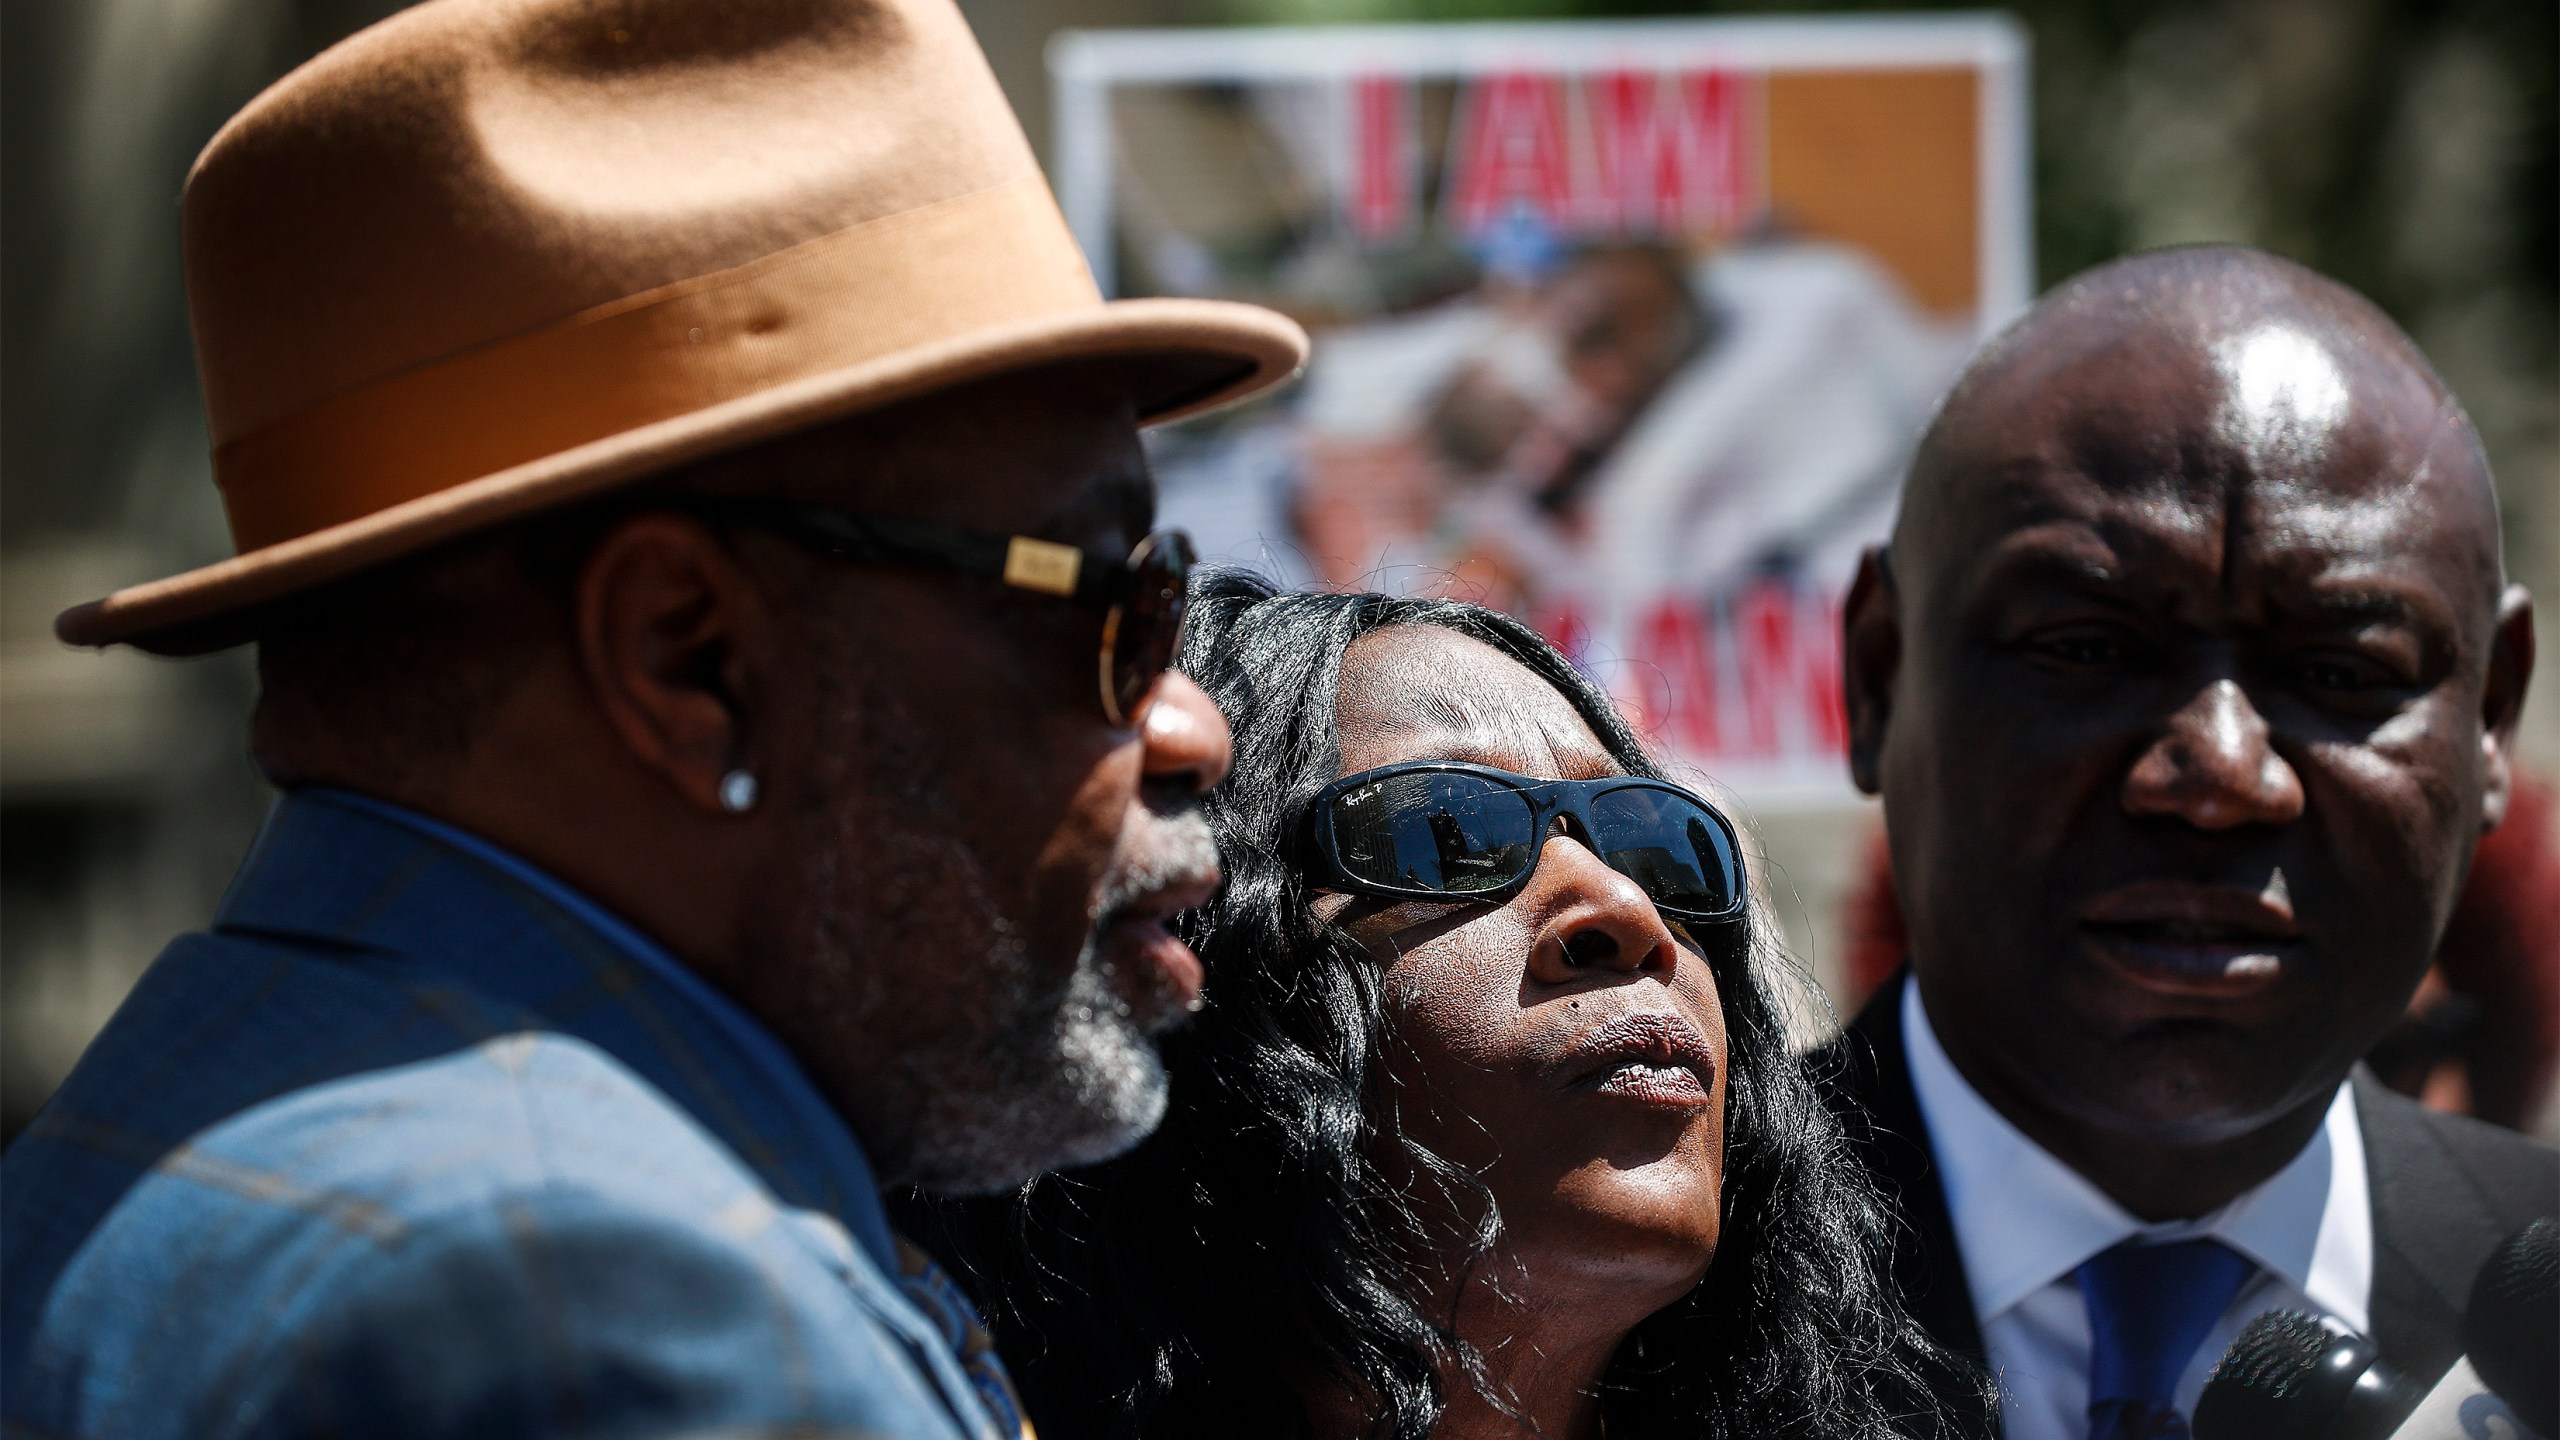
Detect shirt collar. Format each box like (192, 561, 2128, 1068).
(308, 788, 906, 1271)
(1901, 974, 2369, 1332)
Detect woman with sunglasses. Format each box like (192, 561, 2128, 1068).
(912, 569, 1982, 1440)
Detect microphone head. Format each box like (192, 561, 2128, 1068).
(2198, 1311, 2337, 1440)
(2195, 1310, 2417, 1440)
(2464, 1217, 2558, 1439)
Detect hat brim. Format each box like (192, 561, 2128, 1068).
(56, 296, 1306, 654)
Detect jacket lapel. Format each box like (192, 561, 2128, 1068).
(1810, 970, 1988, 1362)
(2355, 1069, 2501, 1383)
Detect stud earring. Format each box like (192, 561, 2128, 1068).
(717, 769, 759, 814)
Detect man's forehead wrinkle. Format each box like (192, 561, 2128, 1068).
(1946, 450, 2474, 641)
(2247, 489, 2493, 621)
(2255, 573, 2434, 630)
(1948, 480, 2484, 649)
(1962, 533, 2119, 605)
(1960, 514, 2194, 611)
(1917, 451, 2229, 608)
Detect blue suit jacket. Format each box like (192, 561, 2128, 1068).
(2, 790, 1010, 1440)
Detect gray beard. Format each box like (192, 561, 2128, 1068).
(793, 658, 1209, 1195)
(900, 809, 1217, 1194)
(901, 931, 1170, 1195)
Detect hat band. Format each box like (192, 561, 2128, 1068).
(213, 175, 1101, 553)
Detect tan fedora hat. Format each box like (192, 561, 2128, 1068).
(56, 0, 1307, 654)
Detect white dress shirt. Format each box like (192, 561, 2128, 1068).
(1899, 977, 2374, 1440)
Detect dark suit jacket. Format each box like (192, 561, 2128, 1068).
(1807, 970, 2559, 1431)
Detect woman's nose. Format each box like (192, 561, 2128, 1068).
(1521, 833, 1681, 984)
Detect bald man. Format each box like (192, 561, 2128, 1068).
(1817, 245, 2553, 1440)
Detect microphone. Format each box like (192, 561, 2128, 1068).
(2463, 1217, 2556, 1438)
(2194, 1310, 2422, 1440)
(2196, 1218, 2558, 1440)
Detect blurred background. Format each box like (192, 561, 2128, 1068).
(4, 0, 2554, 1141)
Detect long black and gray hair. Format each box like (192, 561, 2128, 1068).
(911, 569, 1983, 1439)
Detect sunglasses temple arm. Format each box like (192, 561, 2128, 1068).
(1072, 565, 1129, 607)
(833, 513, 1015, 578)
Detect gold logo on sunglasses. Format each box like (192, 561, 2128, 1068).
(1002, 536, 1083, 597)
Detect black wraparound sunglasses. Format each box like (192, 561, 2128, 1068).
(696, 499, 1194, 727)
(1304, 761, 1750, 928)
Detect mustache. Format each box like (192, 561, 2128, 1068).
(1093, 809, 1220, 928)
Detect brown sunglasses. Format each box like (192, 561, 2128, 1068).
(696, 498, 1194, 727)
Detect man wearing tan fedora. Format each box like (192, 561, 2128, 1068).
(0, 1, 1304, 1436)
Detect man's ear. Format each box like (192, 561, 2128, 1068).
(2478, 584, 2535, 832)
(574, 512, 776, 816)
(1842, 546, 1901, 797)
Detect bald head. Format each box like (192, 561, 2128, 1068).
(1897, 245, 2501, 609)
(1840, 244, 2534, 1217)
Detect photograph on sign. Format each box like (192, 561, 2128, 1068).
(1053, 17, 2031, 804)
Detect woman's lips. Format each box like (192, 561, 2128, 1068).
(1561, 1011, 1719, 1109)
(2078, 879, 2302, 999)
(1593, 1062, 1713, 1105)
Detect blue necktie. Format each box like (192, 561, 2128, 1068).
(2077, 1238, 2255, 1440)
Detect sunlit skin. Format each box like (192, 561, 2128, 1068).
(260, 368, 1235, 1184)
(1842, 248, 2534, 1220)
(1311, 626, 1728, 1440)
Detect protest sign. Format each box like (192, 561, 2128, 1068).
(1054, 15, 2030, 804)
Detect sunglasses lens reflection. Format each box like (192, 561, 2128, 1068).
(1325, 771, 1744, 919)
(1587, 786, 1742, 918)
(1331, 772, 1539, 894)
(1112, 530, 1194, 719)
